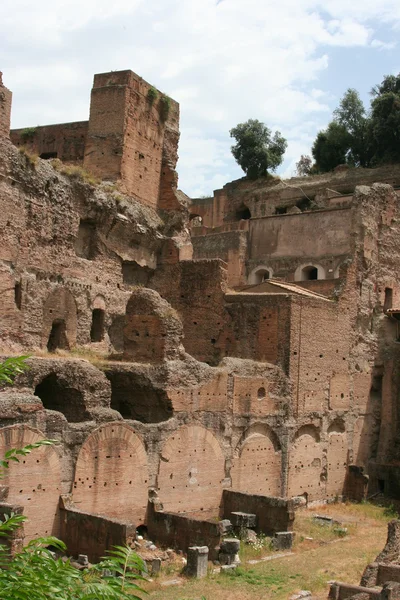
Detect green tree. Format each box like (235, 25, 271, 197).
(0, 356, 146, 599)
(312, 121, 350, 173)
(311, 89, 372, 173)
(333, 88, 371, 167)
(230, 119, 287, 179)
(370, 73, 400, 165)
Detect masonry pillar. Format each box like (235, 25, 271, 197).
(186, 546, 209, 578)
(0, 73, 12, 138)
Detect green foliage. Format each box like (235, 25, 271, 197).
(147, 86, 158, 105)
(310, 75, 400, 172)
(369, 73, 400, 165)
(160, 95, 172, 121)
(312, 121, 350, 173)
(230, 119, 287, 179)
(0, 439, 58, 477)
(20, 127, 37, 142)
(0, 537, 146, 600)
(0, 355, 30, 386)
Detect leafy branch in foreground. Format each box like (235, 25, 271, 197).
(0, 355, 146, 598)
(0, 355, 30, 386)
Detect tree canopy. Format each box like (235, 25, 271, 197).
(230, 119, 287, 179)
(309, 73, 400, 173)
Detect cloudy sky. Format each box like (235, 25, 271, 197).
(2, 0, 400, 197)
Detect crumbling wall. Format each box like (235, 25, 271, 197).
(83, 70, 180, 210)
(0, 73, 12, 139)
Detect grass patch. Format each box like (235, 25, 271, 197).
(51, 159, 100, 186)
(146, 502, 391, 600)
(18, 146, 38, 167)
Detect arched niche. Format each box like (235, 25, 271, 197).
(73, 423, 148, 522)
(294, 264, 326, 282)
(158, 425, 225, 514)
(0, 426, 61, 542)
(231, 425, 282, 496)
(326, 420, 348, 497)
(42, 287, 77, 351)
(248, 266, 274, 285)
(288, 424, 323, 499)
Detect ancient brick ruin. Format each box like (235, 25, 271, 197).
(1, 69, 400, 559)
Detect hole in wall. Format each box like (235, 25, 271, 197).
(34, 373, 88, 422)
(90, 309, 105, 342)
(47, 319, 69, 352)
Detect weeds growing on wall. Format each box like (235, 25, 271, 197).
(147, 86, 158, 105)
(159, 95, 171, 122)
(20, 127, 37, 142)
(18, 146, 38, 167)
(50, 160, 100, 186)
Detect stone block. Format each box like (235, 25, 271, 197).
(272, 531, 295, 550)
(230, 512, 257, 529)
(151, 558, 161, 576)
(186, 546, 208, 579)
(219, 519, 232, 535)
(220, 538, 240, 554)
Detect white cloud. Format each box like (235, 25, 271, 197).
(2, 0, 400, 195)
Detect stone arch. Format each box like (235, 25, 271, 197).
(73, 423, 148, 522)
(288, 424, 323, 499)
(294, 263, 326, 282)
(248, 266, 274, 285)
(92, 295, 106, 311)
(231, 425, 282, 496)
(42, 287, 77, 350)
(327, 419, 348, 497)
(124, 288, 183, 362)
(158, 425, 225, 514)
(0, 425, 61, 542)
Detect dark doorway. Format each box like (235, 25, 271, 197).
(47, 319, 69, 352)
(90, 309, 105, 342)
(302, 266, 318, 281)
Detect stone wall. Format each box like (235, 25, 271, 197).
(11, 121, 88, 163)
(0, 73, 12, 139)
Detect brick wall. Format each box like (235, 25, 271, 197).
(72, 423, 148, 523)
(11, 121, 88, 162)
